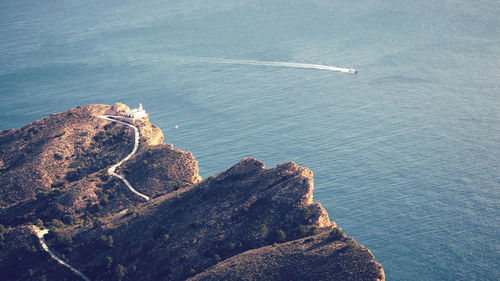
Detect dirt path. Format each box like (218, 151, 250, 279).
(32, 226, 91, 281)
(98, 115, 150, 201)
(29, 114, 152, 281)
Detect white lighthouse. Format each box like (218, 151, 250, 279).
(126, 103, 147, 120)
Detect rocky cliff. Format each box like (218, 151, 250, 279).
(0, 103, 383, 281)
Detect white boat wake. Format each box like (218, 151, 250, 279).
(169, 56, 357, 74)
(210, 58, 357, 73)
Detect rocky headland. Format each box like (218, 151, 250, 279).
(0, 103, 384, 281)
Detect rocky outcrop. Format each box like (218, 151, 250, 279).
(135, 119, 164, 147)
(219, 157, 265, 178)
(48, 157, 381, 281)
(0, 104, 119, 208)
(119, 144, 201, 198)
(0, 103, 383, 281)
(0, 103, 198, 221)
(107, 102, 164, 147)
(189, 232, 384, 281)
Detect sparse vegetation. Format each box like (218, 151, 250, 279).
(297, 224, 306, 235)
(50, 218, 65, 228)
(114, 264, 126, 281)
(101, 194, 109, 205)
(227, 242, 236, 251)
(346, 239, 358, 248)
(330, 227, 344, 240)
(98, 234, 114, 248)
(275, 229, 286, 243)
(127, 204, 138, 217)
(51, 181, 65, 188)
(65, 126, 133, 183)
(0, 104, 382, 281)
(25, 244, 37, 253)
(189, 268, 196, 276)
(259, 224, 268, 239)
(54, 231, 72, 246)
(105, 256, 113, 269)
(311, 225, 321, 235)
(301, 207, 312, 221)
(214, 254, 221, 262)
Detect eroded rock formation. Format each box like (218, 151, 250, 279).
(0, 103, 383, 281)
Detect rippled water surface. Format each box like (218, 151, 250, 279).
(1, 1, 499, 280)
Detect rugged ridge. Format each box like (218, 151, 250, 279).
(0, 104, 384, 281)
(189, 231, 384, 281)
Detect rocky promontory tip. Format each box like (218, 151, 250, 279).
(0, 103, 383, 281)
(221, 157, 265, 177)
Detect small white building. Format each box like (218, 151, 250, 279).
(126, 103, 147, 119)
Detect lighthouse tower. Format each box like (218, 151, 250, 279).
(126, 103, 147, 120)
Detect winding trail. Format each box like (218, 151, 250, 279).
(32, 226, 91, 281)
(98, 115, 150, 201)
(30, 114, 150, 281)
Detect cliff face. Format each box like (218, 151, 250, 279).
(0, 103, 184, 231)
(0, 104, 383, 281)
(0, 104, 163, 208)
(118, 144, 201, 198)
(189, 231, 384, 281)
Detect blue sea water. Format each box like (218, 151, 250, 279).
(1, 0, 499, 280)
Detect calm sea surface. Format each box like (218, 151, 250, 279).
(1, 1, 499, 280)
